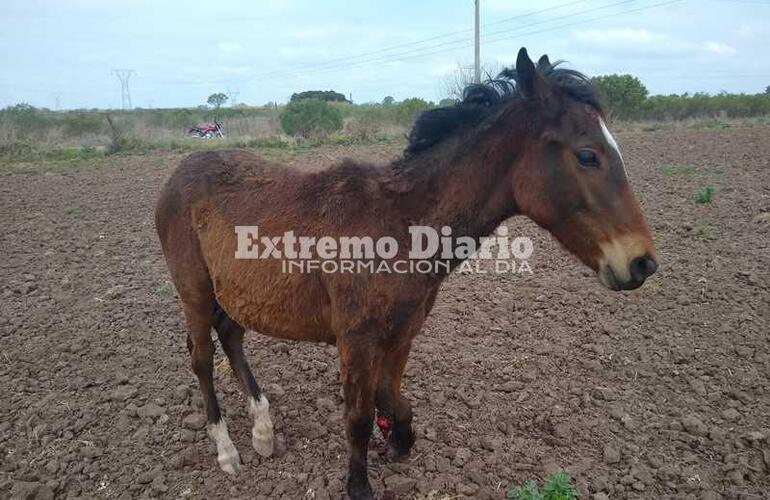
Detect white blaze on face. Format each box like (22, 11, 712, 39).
(249, 395, 274, 457)
(598, 117, 628, 178)
(207, 419, 241, 474)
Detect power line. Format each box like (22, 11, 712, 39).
(484, 0, 587, 27)
(486, 0, 683, 48)
(241, 0, 639, 82)
(243, 0, 677, 84)
(241, 0, 590, 82)
(711, 0, 770, 4)
(152, 0, 625, 88)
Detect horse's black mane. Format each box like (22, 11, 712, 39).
(405, 59, 601, 156)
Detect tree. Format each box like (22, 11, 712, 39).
(440, 62, 503, 100)
(382, 96, 395, 106)
(290, 90, 349, 103)
(765, 85, 770, 95)
(591, 74, 649, 119)
(207, 93, 228, 109)
(280, 98, 343, 137)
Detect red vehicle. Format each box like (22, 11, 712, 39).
(188, 120, 224, 138)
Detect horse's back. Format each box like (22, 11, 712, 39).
(156, 149, 284, 235)
(162, 150, 274, 201)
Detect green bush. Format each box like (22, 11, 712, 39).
(696, 186, 715, 204)
(642, 92, 770, 120)
(589, 73, 770, 120)
(280, 98, 343, 138)
(1, 103, 51, 136)
(507, 471, 578, 500)
(61, 113, 105, 137)
(394, 98, 433, 124)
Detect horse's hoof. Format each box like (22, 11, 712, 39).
(385, 444, 411, 462)
(385, 431, 415, 462)
(250, 396, 274, 457)
(347, 479, 374, 500)
(217, 450, 241, 475)
(252, 430, 274, 457)
(208, 420, 241, 474)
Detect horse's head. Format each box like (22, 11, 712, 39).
(508, 48, 657, 291)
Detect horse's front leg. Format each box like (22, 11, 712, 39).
(376, 340, 415, 460)
(338, 337, 382, 500)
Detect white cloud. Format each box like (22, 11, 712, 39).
(573, 28, 666, 46)
(569, 27, 693, 60)
(277, 46, 331, 61)
(214, 65, 252, 75)
(702, 41, 737, 55)
(429, 63, 461, 77)
(218, 42, 244, 54)
(734, 23, 755, 38)
(288, 25, 342, 40)
(78, 52, 105, 63)
(571, 27, 737, 59)
(485, 0, 569, 14)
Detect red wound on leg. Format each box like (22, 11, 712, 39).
(376, 416, 392, 440)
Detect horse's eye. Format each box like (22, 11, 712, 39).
(576, 150, 600, 168)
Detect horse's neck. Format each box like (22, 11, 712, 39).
(395, 134, 520, 242)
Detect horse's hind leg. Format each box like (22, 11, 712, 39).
(157, 201, 241, 473)
(212, 304, 274, 457)
(182, 299, 241, 474)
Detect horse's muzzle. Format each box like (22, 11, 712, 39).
(599, 254, 657, 291)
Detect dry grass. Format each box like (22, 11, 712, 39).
(613, 115, 770, 134)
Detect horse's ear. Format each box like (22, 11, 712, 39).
(516, 47, 552, 103)
(515, 48, 537, 98)
(538, 54, 551, 69)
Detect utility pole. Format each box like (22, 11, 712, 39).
(112, 69, 136, 110)
(52, 92, 62, 111)
(474, 0, 481, 84)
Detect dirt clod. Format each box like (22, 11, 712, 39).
(136, 403, 165, 419)
(603, 445, 621, 464)
(182, 413, 206, 430)
(682, 415, 708, 436)
(384, 475, 417, 495)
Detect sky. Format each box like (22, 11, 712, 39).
(1, 0, 769, 109)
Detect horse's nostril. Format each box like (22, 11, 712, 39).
(629, 255, 657, 281)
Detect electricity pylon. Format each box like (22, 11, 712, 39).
(112, 69, 136, 110)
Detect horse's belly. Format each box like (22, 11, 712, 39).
(197, 215, 334, 343)
(211, 264, 333, 344)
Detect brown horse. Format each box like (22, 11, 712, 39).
(155, 48, 657, 499)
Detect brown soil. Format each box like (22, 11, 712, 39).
(1, 126, 769, 500)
